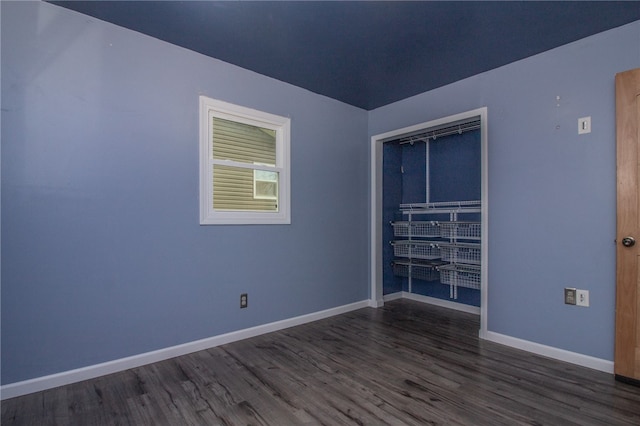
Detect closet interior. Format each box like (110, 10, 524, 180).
(382, 116, 482, 309)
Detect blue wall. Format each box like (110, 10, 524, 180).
(370, 21, 640, 361)
(1, 2, 369, 384)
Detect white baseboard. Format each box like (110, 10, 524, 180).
(2, 298, 614, 400)
(382, 291, 404, 302)
(368, 298, 384, 308)
(381, 293, 611, 374)
(0, 300, 371, 400)
(482, 331, 614, 374)
(384, 291, 481, 315)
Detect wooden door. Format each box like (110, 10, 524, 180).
(615, 67, 640, 383)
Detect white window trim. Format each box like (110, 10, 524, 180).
(199, 96, 291, 225)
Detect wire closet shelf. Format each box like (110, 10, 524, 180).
(439, 242, 481, 265)
(391, 240, 441, 260)
(399, 200, 481, 214)
(391, 221, 440, 238)
(395, 119, 481, 146)
(390, 199, 482, 299)
(392, 259, 445, 282)
(438, 263, 481, 290)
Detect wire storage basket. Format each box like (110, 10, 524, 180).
(392, 262, 409, 277)
(391, 221, 440, 238)
(392, 260, 441, 281)
(439, 243, 481, 265)
(438, 264, 481, 289)
(439, 221, 481, 240)
(391, 240, 441, 260)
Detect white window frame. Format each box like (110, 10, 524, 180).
(199, 96, 291, 225)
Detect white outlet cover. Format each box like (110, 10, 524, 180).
(576, 289, 590, 307)
(578, 116, 591, 134)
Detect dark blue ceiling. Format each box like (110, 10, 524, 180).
(50, 1, 640, 110)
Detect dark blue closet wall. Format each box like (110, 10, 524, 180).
(401, 142, 427, 204)
(429, 130, 481, 203)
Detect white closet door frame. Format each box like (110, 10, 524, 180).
(369, 107, 489, 338)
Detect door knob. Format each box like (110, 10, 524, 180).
(622, 236, 636, 247)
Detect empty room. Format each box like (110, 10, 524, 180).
(3, 1, 640, 424)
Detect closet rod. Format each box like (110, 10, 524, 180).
(397, 120, 480, 145)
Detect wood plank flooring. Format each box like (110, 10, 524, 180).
(3, 299, 640, 425)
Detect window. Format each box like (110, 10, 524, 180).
(199, 96, 290, 224)
(253, 168, 278, 200)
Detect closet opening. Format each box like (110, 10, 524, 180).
(370, 108, 488, 337)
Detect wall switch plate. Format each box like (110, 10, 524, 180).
(564, 288, 577, 305)
(578, 116, 591, 134)
(576, 289, 589, 307)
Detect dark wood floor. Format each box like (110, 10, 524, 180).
(3, 299, 640, 425)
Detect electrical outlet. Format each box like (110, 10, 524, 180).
(576, 289, 589, 307)
(564, 288, 577, 305)
(240, 293, 248, 309)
